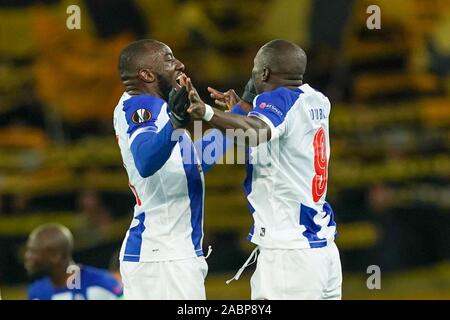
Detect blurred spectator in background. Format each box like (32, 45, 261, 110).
(0, 83, 46, 130)
(84, 0, 148, 39)
(73, 190, 114, 249)
(428, 11, 450, 78)
(0, 0, 448, 299)
(11, 193, 32, 215)
(25, 223, 123, 299)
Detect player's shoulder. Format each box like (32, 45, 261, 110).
(256, 86, 304, 111)
(81, 266, 123, 295)
(28, 277, 53, 300)
(123, 94, 166, 113)
(121, 94, 167, 130)
(300, 83, 330, 102)
(113, 92, 131, 126)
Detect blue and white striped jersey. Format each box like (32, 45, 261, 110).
(245, 84, 337, 249)
(28, 266, 123, 300)
(113, 92, 205, 262)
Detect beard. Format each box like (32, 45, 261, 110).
(157, 74, 173, 102)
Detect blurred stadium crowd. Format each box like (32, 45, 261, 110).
(0, 0, 449, 298)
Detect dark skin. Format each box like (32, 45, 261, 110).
(187, 78, 269, 146)
(24, 224, 75, 288)
(186, 39, 307, 146)
(207, 86, 252, 113)
(120, 40, 187, 100)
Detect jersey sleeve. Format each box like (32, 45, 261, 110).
(123, 95, 165, 146)
(27, 285, 38, 300)
(247, 89, 290, 140)
(27, 280, 51, 300)
(231, 103, 250, 116)
(122, 95, 178, 178)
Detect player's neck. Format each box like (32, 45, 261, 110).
(126, 84, 162, 98)
(267, 75, 303, 91)
(50, 260, 76, 288)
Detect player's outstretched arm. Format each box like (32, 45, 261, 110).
(186, 78, 271, 147)
(193, 83, 253, 173)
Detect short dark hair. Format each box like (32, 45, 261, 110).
(118, 39, 155, 81)
(259, 39, 307, 76)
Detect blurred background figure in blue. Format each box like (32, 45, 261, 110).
(0, 0, 448, 299)
(25, 223, 123, 300)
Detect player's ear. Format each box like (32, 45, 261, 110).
(138, 68, 156, 83)
(262, 67, 270, 82)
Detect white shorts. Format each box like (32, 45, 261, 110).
(120, 256, 208, 300)
(251, 242, 342, 300)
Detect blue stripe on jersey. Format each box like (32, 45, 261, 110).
(244, 147, 256, 240)
(323, 201, 337, 239)
(323, 202, 336, 227)
(244, 148, 255, 214)
(249, 87, 303, 127)
(231, 103, 249, 116)
(247, 224, 255, 241)
(123, 212, 146, 262)
(299, 204, 327, 248)
(123, 95, 165, 136)
(130, 121, 177, 178)
(180, 136, 204, 256)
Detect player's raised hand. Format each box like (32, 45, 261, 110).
(207, 87, 240, 111)
(168, 84, 190, 128)
(239, 78, 257, 113)
(186, 77, 206, 120)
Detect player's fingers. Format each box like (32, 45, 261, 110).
(208, 87, 225, 99)
(214, 99, 227, 108)
(229, 89, 239, 99)
(210, 92, 223, 100)
(207, 86, 224, 96)
(188, 90, 196, 102)
(226, 89, 239, 102)
(179, 74, 187, 87)
(186, 77, 193, 93)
